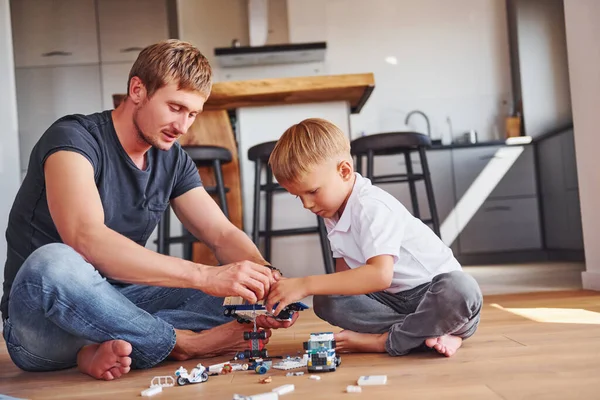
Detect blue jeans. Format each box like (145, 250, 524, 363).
(2, 243, 229, 371)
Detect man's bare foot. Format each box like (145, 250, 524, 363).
(425, 335, 462, 357)
(170, 320, 272, 360)
(334, 330, 388, 353)
(77, 340, 132, 380)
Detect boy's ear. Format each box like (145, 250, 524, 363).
(338, 159, 354, 181)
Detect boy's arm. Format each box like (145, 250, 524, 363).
(266, 255, 394, 315)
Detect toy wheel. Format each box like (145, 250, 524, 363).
(224, 308, 232, 317)
(336, 357, 341, 367)
(260, 349, 268, 358)
(177, 377, 188, 386)
(258, 331, 267, 340)
(256, 365, 268, 374)
(201, 372, 209, 382)
(244, 350, 252, 359)
(243, 332, 251, 340)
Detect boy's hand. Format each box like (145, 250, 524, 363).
(266, 277, 309, 317)
(255, 312, 299, 329)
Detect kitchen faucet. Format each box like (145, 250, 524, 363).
(405, 110, 431, 137)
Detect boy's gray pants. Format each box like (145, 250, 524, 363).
(313, 270, 483, 356)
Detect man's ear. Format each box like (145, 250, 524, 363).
(338, 159, 354, 181)
(128, 76, 147, 105)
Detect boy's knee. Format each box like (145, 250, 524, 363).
(313, 295, 337, 322)
(434, 271, 482, 312)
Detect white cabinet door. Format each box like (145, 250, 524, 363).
(11, 0, 99, 67)
(16, 66, 102, 171)
(97, 0, 169, 63)
(101, 62, 133, 110)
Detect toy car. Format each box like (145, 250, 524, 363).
(223, 296, 309, 323)
(244, 330, 269, 359)
(304, 332, 341, 372)
(174, 364, 209, 386)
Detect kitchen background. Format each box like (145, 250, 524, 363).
(0, 0, 589, 290)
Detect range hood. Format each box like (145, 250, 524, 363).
(214, 0, 327, 68)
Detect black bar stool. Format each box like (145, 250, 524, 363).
(156, 145, 232, 260)
(351, 132, 441, 237)
(248, 141, 335, 274)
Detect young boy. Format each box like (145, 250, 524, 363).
(266, 118, 482, 357)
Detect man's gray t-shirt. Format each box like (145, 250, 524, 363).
(1, 111, 202, 319)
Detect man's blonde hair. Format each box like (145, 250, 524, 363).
(128, 39, 212, 98)
(269, 118, 351, 184)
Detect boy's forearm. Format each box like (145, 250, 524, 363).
(305, 264, 393, 296)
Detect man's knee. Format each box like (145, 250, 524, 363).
(15, 243, 97, 289)
(433, 271, 482, 314)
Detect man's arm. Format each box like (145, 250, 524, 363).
(45, 151, 272, 302)
(170, 187, 270, 267)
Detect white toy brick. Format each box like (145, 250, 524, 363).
(357, 375, 387, 386)
(272, 384, 295, 395)
(346, 385, 362, 393)
(141, 386, 163, 397)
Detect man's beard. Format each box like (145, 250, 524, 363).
(132, 101, 168, 151)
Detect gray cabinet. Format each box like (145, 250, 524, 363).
(97, 0, 169, 63)
(11, 0, 99, 67)
(459, 197, 541, 253)
(15, 66, 102, 171)
(453, 145, 537, 200)
(538, 129, 583, 250)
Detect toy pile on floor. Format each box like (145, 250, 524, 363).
(139, 296, 388, 398)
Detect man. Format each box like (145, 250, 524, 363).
(1, 40, 295, 380)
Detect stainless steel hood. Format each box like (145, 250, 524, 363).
(213, 0, 326, 68)
(214, 42, 326, 68)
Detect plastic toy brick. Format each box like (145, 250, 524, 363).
(150, 375, 174, 387)
(272, 356, 307, 370)
(346, 385, 362, 393)
(233, 392, 279, 400)
(357, 375, 387, 386)
(271, 384, 295, 395)
(141, 386, 163, 397)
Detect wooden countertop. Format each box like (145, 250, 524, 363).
(204, 73, 375, 114)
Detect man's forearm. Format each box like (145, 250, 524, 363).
(75, 225, 208, 289)
(211, 227, 269, 266)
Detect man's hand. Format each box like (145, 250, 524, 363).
(255, 312, 299, 330)
(265, 277, 309, 317)
(202, 261, 276, 303)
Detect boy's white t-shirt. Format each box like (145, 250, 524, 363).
(324, 173, 461, 293)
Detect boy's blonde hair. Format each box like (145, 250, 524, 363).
(128, 39, 212, 98)
(269, 118, 351, 184)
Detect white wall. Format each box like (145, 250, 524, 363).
(0, 0, 21, 290)
(516, 0, 572, 137)
(287, 0, 513, 142)
(564, 0, 600, 290)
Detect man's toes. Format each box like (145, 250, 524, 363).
(112, 340, 132, 357)
(118, 356, 132, 368)
(101, 371, 115, 380)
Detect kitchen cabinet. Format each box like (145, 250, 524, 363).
(15, 66, 102, 172)
(97, 0, 169, 63)
(11, 0, 99, 67)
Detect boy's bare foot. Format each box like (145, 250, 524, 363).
(170, 320, 272, 360)
(77, 340, 132, 380)
(425, 335, 462, 357)
(334, 330, 388, 353)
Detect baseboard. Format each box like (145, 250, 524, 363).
(457, 249, 585, 266)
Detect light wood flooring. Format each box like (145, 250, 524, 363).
(2, 290, 600, 399)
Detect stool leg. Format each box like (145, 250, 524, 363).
(317, 216, 334, 274)
(366, 150, 374, 179)
(419, 147, 441, 237)
(355, 154, 362, 175)
(265, 166, 274, 263)
(252, 160, 262, 246)
(404, 151, 421, 219)
(157, 205, 171, 255)
(213, 159, 229, 219)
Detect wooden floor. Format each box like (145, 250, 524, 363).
(1, 290, 600, 400)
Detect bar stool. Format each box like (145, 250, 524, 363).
(248, 141, 335, 274)
(351, 132, 441, 237)
(156, 145, 232, 260)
